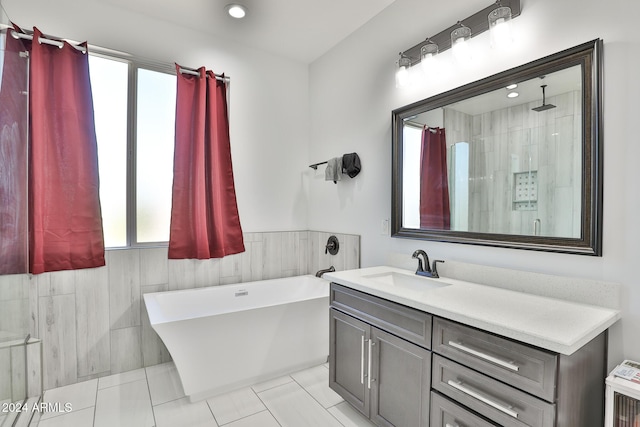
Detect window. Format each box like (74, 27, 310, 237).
(89, 55, 176, 247)
(135, 69, 176, 243)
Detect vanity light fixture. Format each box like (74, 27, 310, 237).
(488, 2, 513, 48)
(451, 22, 472, 63)
(226, 4, 248, 19)
(395, 53, 412, 88)
(420, 39, 439, 72)
(394, 0, 520, 86)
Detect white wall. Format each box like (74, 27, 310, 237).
(2, 0, 311, 233)
(309, 0, 640, 365)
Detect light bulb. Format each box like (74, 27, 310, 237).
(451, 24, 472, 63)
(420, 42, 438, 74)
(452, 37, 471, 63)
(489, 6, 513, 49)
(395, 55, 412, 88)
(396, 65, 410, 88)
(226, 4, 247, 19)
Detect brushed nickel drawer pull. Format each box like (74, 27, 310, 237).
(448, 341, 520, 372)
(367, 339, 375, 389)
(360, 335, 365, 385)
(447, 380, 519, 419)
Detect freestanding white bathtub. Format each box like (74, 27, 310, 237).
(143, 274, 330, 402)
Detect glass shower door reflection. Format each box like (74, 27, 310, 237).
(0, 2, 32, 416)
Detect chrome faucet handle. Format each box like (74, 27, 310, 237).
(431, 260, 445, 278)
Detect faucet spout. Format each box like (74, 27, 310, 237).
(315, 266, 335, 278)
(411, 250, 431, 274)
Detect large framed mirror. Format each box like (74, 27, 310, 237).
(391, 40, 602, 255)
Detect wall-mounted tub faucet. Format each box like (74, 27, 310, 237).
(411, 250, 444, 278)
(316, 266, 335, 278)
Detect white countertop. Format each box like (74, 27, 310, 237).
(324, 266, 621, 355)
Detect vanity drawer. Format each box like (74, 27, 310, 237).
(433, 317, 557, 401)
(431, 391, 499, 427)
(330, 283, 431, 349)
(433, 354, 555, 427)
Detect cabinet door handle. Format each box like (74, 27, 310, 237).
(360, 335, 365, 385)
(447, 380, 519, 419)
(445, 424, 460, 427)
(448, 341, 520, 372)
(367, 339, 375, 389)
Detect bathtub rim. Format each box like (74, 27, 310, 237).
(143, 274, 329, 325)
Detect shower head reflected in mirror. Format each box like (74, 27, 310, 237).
(532, 83, 556, 112)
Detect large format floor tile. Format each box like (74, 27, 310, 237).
(290, 364, 344, 409)
(94, 378, 154, 427)
(36, 407, 94, 427)
(258, 381, 343, 427)
(29, 362, 373, 427)
(98, 368, 146, 390)
(206, 387, 265, 425)
(225, 410, 280, 427)
(250, 375, 293, 394)
(145, 362, 184, 406)
(153, 397, 218, 427)
(328, 401, 377, 427)
(39, 379, 98, 421)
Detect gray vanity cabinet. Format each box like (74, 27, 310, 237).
(329, 283, 608, 427)
(329, 308, 370, 416)
(329, 284, 432, 427)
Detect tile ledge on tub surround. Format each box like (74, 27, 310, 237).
(386, 253, 621, 310)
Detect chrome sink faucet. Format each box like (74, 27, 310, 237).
(411, 250, 444, 278)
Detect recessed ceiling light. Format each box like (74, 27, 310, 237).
(507, 91, 519, 98)
(506, 83, 518, 90)
(226, 4, 248, 19)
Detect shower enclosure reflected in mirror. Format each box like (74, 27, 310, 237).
(392, 40, 602, 255)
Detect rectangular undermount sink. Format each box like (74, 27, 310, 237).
(363, 271, 450, 292)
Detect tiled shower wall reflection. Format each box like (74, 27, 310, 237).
(445, 90, 581, 237)
(4, 230, 358, 391)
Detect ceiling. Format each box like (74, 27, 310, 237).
(98, 0, 397, 64)
(410, 64, 582, 123)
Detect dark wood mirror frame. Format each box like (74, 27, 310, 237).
(391, 39, 603, 256)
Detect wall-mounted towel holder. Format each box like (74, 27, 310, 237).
(309, 152, 361, 180)
(309, 161, 328, 170)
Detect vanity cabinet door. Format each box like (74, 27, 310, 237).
(370, 327, 431, 427)
(329, 308, 370, 417)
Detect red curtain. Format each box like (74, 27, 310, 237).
(169, 65, 245, 259)
(29, 28, 105, 274)
(419, 127, 451, 229)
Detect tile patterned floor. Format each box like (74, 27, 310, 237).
(18, 363, 376, 427)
